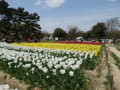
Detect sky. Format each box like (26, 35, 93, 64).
(6, 0, 120, 33)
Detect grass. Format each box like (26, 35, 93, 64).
(104, 81, 109, 85)
(111, 52, 120, 69)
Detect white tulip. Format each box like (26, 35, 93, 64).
(23, 64, 31, 68)
(26, 73, 29, 75)
(71, 65, 79, 70)
(63, 65, 68, 69)
(76, 61, 82, 65)
(69, 71, 74, 77)
(42, 67, 48, 73)
(46, 75, 49, 79)
(47, 62, 53, 68)
(55, 64, 61, 69)
(60, 69, 65, 74)
(90, 51, 95, 58)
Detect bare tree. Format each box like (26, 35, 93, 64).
(106, 17, 120, 40)
(67, 26, 83, 40)
(106, 17, 120, 31)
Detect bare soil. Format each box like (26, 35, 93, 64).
(85, 45, 120, 90)
(0, 71, 41, 90)
(0, 71, 28, 90)
(85, 48, 110, 90)
(108, 45, 120, 58)
(107, 45, 120, 90)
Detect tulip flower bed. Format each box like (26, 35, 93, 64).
(54, 41, 103, 45)
(0, 42, 102, 90)
(12, 42, 102, 56)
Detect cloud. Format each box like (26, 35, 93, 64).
(45, 0, 65, 8)
(35, 0, 65, 8)
(35, 0, 42, 6)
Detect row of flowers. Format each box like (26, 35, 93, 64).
(54, 41, 103, 45)
(0, 42, 101, 89)
(12, 42, 102, 56)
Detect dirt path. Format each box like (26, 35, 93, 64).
(85, 47, 110, 90)
(0, 71, 28, 90)
(85, 45, 120, 90)
(107, 45, 120, 90)
(107, 45, 120, 58)
(0, 71, 41, 90)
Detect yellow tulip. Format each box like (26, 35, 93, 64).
(12, 42, 102, 56)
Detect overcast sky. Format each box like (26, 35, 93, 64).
(6, 0, 120, 33)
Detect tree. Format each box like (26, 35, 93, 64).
(67, 26, 83, 40)
(0, 0, 42, 41)
(41, 31, 50, 39)
(0, 0, 9, 38)
(0, 0, 9, 19)
(105, 17, 120, 39)
(106, 31, 120, 40)
(53, 28, 67, 40)
(83, 30, 93, 40)
(90, 22, 107, 39)
(83, 23, 107, 40)
(106, 17, 120, 31)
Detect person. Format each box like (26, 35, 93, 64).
(109, 39, 113, 46)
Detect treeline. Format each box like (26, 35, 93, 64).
(0, 0, 42, 42)
(52, 23, 106, 41)
(52, 17, 120, 41)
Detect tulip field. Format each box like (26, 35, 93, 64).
(0, 42, 102, 90)
(12, 42, 102, 56)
